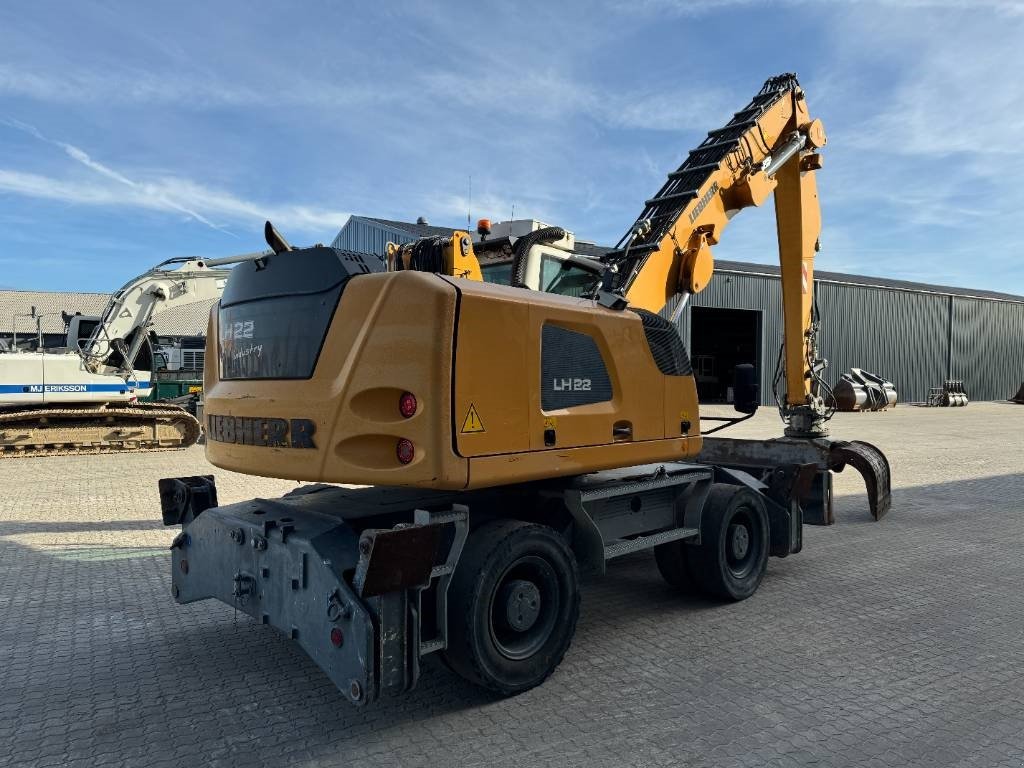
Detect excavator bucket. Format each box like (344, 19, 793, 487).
(832, 368, 898, 412)
(828, 440, 891, 520)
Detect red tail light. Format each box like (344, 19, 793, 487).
(399, 392, 417, 418)
(396, 438, 415, 464)
(330, 627, 344, 647)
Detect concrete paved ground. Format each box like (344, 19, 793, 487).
(1, 402, 1022, 767)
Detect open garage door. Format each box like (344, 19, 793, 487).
(690, 307, 761, 404)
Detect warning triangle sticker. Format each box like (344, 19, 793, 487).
(461, 403, 486, 434)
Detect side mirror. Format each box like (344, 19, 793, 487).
(733, 363, 759, 415)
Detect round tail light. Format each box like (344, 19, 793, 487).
(399, 391, 417, 418)
(330, 627, 344, 647)
(396, 438, 415, 465)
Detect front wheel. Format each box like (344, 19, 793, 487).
(443, 520, 580, 695)
(689, 484, 769, 601)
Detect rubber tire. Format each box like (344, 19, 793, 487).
(689, 484, 769, 601)
(443, 520, 580, 696)
(654, 539, 697, 594)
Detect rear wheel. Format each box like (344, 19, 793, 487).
(654, 538, 697, 593)
(689, 484, 769, 601)
(444, 520, 580, 695)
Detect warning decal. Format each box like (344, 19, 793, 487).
(461, 403, 486, 434)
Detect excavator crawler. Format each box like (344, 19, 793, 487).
(160, 74, 892, 706)
(0, 401, 201, 457)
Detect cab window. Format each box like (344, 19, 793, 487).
(541, 254, 600, 298)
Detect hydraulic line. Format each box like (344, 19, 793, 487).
(510, 227, 568, 288)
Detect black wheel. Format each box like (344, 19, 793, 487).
(443, 520, 580, 695)
(654, 538, 697, 593)
(689, 484, 769, 601)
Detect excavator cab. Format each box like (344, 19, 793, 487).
(386, 217, 606, 299)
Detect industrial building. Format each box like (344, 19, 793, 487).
(0, 289, 212, 371)
(334, 216, 1024, 404)
(4, 218, 1019, 403)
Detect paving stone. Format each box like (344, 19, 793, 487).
(1, 404, 1022, 767)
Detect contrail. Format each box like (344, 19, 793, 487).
(2, 117, 235, 235)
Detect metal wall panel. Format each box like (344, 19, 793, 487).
(331, 218, 410, 256)
(815, 282, 949, 404)
(672, 271, 1022, 405)
(951, 297, 1024, 401)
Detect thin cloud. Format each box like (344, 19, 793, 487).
(0, 167, 351, 234)
(0, 63, 377, 109)
(621, 0, 1024, 15)
(4, 119, 231, 233)
(1, 119, 351, 234)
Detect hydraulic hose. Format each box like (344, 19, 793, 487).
(510, 227, 567, 288)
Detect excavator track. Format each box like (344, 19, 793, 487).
(0, 402, 201, 458)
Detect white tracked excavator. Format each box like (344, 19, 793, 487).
(0, 255, 250, 456)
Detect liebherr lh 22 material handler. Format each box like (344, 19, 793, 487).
(160, 74, 892, 706)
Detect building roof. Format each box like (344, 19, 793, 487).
(0, 290, 109, 335)
(342, 218, 1024, 304)
(0, 289, 212, 338)
(713, 260, 1024, 304)
(151, 298, 216, 336)
(359, 216, 460, 240)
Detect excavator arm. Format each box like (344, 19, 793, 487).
(603, 73, 890, 518)
(602, 73, 828, 434)
(81, 258, 231, 374)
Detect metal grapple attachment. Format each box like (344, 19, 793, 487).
(832, 368, 898, 412)
(928, 380, 968, 407)
(698, 436, 892, 524)
(827, 439, 891, 521)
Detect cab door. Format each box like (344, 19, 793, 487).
(527, 302, 664, 452)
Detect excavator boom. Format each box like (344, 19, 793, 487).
(602, 73, 828, 434)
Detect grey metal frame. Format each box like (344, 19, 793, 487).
(161, 457, 808, 707)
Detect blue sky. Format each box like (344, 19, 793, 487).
(1, 0, 1022, 294)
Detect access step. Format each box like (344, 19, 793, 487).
(604, 526, 698, 560)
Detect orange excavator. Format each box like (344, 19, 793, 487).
(160, 74, 890, 705)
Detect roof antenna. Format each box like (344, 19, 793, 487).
(511, 202, 515, 222)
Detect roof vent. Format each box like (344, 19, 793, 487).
(416, 216, 429, 226)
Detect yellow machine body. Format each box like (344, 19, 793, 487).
(205, 73, 835, 486)
(204, 270, 700, 489)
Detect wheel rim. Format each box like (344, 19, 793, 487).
(489, 555, 560, 661)
(725, 508, 757, 578)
